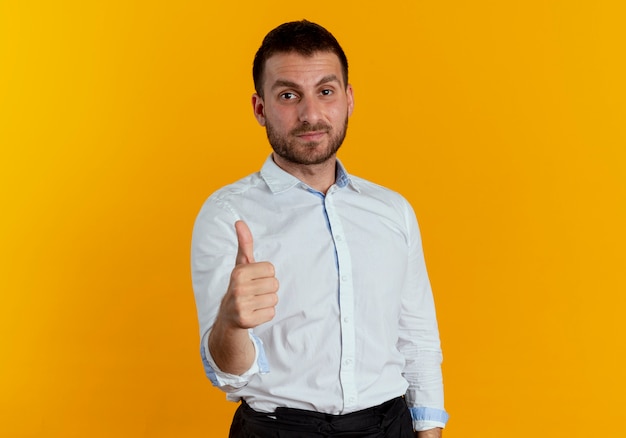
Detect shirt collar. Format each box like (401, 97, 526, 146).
(260, 154, 360, 194)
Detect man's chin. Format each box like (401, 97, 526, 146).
(274, 150, 336, 166)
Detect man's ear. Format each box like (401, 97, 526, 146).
(252, 93, 266, 126)
(346, 84, 355, 117)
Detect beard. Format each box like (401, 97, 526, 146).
(265, 114, 349, 166)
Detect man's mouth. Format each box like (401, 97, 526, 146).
(296, 131, 327, 141)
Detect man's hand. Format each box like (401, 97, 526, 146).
(208, 220, 279, 374)
(222, 220, 279, 329)
(416, 428, 442, 438)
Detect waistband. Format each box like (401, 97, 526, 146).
(241, 396, 407, 432)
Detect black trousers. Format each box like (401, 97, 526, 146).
(228, 396, 414, 437)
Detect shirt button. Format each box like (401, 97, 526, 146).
(348, 397, 356, 404)
(341, 275, 347, 282)
(344, 359, 352, 366)
(335, 235, 342, 241)
(343, 317, 350, 323)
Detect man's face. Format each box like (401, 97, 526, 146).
(252, 51, 354, 166)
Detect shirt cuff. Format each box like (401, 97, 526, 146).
(409, 407, 449, 431)
(200, 329, 269, 392)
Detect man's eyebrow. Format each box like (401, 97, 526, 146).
(316, 74, 341, 87)
(271, 79, 301, 91)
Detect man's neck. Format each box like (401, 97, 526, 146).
(272, 153, 337, 194)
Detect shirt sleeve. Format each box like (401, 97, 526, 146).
(191, 196, 270, 392)
(200, 328, 270, 392)
(397, 199, 449, 431)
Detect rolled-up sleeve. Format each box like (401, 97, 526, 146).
(200, 329, 269, 392)
(398, 199, 449, 431)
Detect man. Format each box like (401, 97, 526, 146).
(192, 20, 448, 437)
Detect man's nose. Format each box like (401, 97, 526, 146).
(297, 97, 322, 124)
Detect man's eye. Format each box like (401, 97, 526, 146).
(321, 89, 333, 96)
(280, 92, 297, 100)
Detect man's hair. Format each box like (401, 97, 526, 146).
(253, 20, 349, 97)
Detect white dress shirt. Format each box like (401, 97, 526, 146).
(191, 155, 448, 431)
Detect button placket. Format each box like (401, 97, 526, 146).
(324, 193, 357, 410)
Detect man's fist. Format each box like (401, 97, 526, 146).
(220, 220, 279, 329)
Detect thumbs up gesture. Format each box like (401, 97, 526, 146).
(209, 221, 279, 374)
(225, 220, 280, 328)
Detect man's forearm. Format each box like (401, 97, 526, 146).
(416, 427, 442, 438)
(208, 318, 256, 375)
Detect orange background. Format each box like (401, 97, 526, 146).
(1, 1, 625, 437)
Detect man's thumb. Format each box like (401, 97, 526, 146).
(235, 220, 255, 265)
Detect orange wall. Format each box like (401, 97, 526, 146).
(1, 1, 625, 437)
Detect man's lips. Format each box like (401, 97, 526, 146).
(295, 131, 327, 141)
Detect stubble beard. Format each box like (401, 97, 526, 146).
(265, 114, 349, 166)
